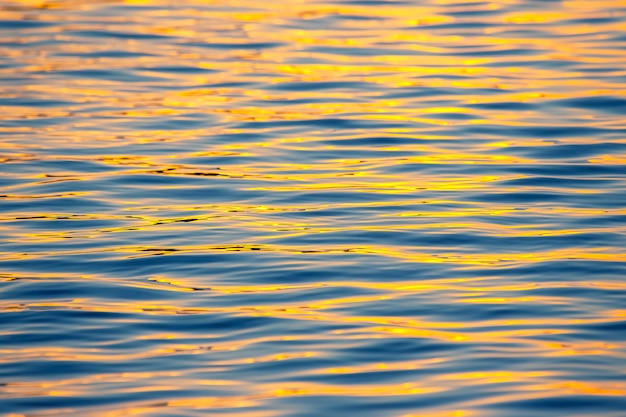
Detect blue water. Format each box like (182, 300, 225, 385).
(1, 0, 626, 416)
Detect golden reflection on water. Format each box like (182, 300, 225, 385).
(2, 0, 626, 416)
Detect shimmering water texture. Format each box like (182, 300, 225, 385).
(2, 0, 626, 416)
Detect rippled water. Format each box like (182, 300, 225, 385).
(2, 0, 626, 415)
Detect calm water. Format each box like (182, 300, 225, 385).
(1, 0, 626, 416)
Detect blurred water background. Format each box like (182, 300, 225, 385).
(1, 0, 626, 416)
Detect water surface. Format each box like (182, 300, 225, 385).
(1, 0, 626, 416)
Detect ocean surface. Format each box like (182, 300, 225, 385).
(1, 0, 626, 416)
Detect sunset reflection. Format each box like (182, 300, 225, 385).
(2, 0, 626, 416)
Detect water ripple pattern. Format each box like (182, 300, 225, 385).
(1, 0, 626, 416)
